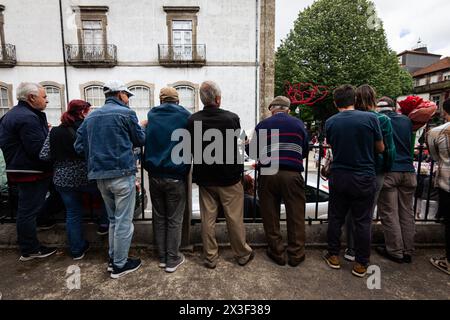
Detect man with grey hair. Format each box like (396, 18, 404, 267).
(0, 82, 57, 261)
(187, 80, 254, 269)
(253, 96, 310, 267)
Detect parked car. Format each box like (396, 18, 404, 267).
(191, 171, 330, 221)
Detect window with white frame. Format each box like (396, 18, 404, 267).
(129, 85, 152, 122)
(431, 95, 440, 108)
(0, 86, 9, 118)
(84, 85, 104, 108)
(175, 85, 195, 113)
(43, 86, 63, 126)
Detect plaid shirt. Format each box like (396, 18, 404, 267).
(427, 122, 450, 192)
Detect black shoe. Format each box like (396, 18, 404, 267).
(288, 255, 306, 267)
(238, 251, 255, 266)
(107, 258, 113, 272)
(97, 225, 109, 236)
(72, 242, 90, 261)
(110, 258, 142, 279)
(19, 246, 57, 262)
(266, 249, 286, 266)
(37, 220, 56, 231)
(403, 254, 412, 264)
(375, 247, 404, 264)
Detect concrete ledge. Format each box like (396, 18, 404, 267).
(0, 221, 445, 249)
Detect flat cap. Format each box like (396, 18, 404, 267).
(160, 87, 179, 102)
(269, 96, 291, 109)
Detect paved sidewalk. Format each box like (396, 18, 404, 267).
(0, 247, 449, 300)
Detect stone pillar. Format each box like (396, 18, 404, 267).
(259, 0, 276, 121)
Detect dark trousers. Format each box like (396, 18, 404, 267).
(259, 171, 306, 263)
(438, 189, 450, 262)
(149, 177, 186, 267)
(16, 177, 52, 254)
(327, 171, 376, 266)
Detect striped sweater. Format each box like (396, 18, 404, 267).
(254, 113, 309, 172)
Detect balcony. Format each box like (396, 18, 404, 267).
(0, 44, 17, 67)
(414, 79, 450, 94)
(65, 44, 117, 68)
(158, 44, 206, 67)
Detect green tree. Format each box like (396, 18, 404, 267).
(275, 0, 413, 99)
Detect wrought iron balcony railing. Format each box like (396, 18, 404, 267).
(0, 44, 17, 67)
(158, 44, 206, 67)
(65, 44, 117, 68)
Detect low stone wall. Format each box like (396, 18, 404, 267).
(0, 221, 445, 250)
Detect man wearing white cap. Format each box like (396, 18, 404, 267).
(75, 80, 146, 279)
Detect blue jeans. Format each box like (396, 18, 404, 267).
(97, 175, 136, 268)
(57, 184, 107, 256)
(16, 177, 52, 255)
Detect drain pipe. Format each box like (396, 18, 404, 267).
(255, 0, 260, 126)
(59, 0, 70, 104)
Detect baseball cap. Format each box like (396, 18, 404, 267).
(103, 80, 134, 97)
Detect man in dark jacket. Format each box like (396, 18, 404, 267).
(187, 81, 254, 269)
(144, 87, 191, 273)
(0, 82, 57, 261)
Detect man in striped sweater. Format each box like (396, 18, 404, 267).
(254, 96, 310, 267)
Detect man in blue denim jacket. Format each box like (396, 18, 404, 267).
(74, 80, 146, 279)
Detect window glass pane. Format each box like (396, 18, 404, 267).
(173, 20, 192, 31)
(85, 86, 104, 109)
(0, 87, 9, 118)
(129, 86, 151, 122)
(44, 86, 62, 126)
(175, 86, 195, 113)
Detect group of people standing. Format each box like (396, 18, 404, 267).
(0, 79, 448, 280)
(322, 84, 449, 277)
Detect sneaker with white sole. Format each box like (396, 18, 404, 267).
(322, 251, 341, 269)
(344, 248, 356, 262)
(110, 258, 142, 279)
(159, 262, 167, 268)
(352, 263, 368, 278)
(430, 256, 450, 275)
(19, 246, 57, 262)
(165, 254, 185, 273)
(107, 258, 113, 272)
(72, 242, 90, 261)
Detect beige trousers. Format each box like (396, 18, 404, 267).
(199, 182, 253, 264)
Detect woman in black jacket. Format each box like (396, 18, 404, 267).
(40, 100, 108, 260)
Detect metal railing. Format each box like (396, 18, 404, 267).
(0, 145, 441, 225)
(0, 44, 17, 66)
(65, 44, 117, 66)
(158, 44, 206, 65)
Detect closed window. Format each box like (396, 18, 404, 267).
(173, 20, 193, 60)
(85, 86, 104, 108)
(43, 86, 63, 126)
(0, 86, 9, 117)
(175, 85, 195, 113)
(129, 85, 152, 122)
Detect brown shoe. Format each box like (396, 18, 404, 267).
(288, 255, 305, 267)
(267, 249, 286, 266)
(204, 259, 217, 269)
(352, 263, 368, 278)
(322, 251, 340, 269)
(238, 251, 255, 266)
